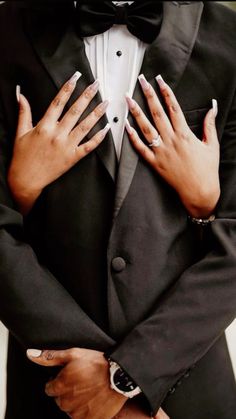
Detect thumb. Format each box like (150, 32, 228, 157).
(26, 348, 77, 367)
(202, 99, 218, 145)
(16, 85, 33, 138)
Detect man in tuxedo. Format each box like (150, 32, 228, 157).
(0, 1, 236, 418)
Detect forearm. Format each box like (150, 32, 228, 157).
(110, 220, 236, 412)
(0, 210, 115, 350)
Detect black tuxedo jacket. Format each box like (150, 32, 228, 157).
(0, 1, 236, 418)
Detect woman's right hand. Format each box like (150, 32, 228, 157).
(8, 71, 110, 215)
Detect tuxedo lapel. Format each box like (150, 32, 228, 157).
(22, 4, 117, 181)
(113, 1, 204, 220)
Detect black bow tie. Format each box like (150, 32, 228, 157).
(74, 1, 163, 44)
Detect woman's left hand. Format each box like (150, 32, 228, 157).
(125, 74, 220, 218)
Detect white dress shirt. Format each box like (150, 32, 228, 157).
(76, 1, 148, 159)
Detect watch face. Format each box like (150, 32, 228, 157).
(113, 368, 137, 393)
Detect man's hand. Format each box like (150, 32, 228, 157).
(27, 348, 127, 419)
(112, 400, 170, 419)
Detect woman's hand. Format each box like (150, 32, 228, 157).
(125, 74, 220, 218)
(8, 72, 110, 215)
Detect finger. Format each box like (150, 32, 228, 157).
(75, 123, 111, 161)
(125, 94, 159, 143)
(154, 409, 169, 419)
(155, 75, 189, 135)
(26, 348, 80, 367)
(15, 86, 33, 138)
(43, 71, 81, 124)
(125, 119, 157, 165)
(137, 74, 173, 142)
(45, 376, 69, 397)
(203, 99, 218, 145)
(54, 392, 79, 414)
(70, 100, 109, 144)
(59, 79, 100, 134)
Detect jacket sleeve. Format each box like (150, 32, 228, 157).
(0, 99, 115, 351)
(110, 93, 236, 414)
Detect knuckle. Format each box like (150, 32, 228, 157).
(94, 106, 104, 117)
(142, 125, 152, 136)
(35, 124, 48, 137)
(132, 108, 141, 118)
(63, 82, 73, 93)
(83, 142, 92, 153)
(163, 89, 171, 100)
(152, 109, 163, 120)
(146, 89, 155, 99)
(179, 131, 189, 141)
(79, 123, 89, 133)
(57, 397, 68, 411)
(69, 348, 80, 359)
(70, 106, 81, 116)
(43, 350, 55, 361)
(84, 86, 94, 99)
(169, 103, 178, 114)
(52, 97, 62, 107)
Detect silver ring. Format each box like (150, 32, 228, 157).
(149, 134, 162, 148)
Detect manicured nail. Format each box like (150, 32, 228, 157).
(68, 71, 82, 85)
(90, 79, 100, 92)
(156, 75, 166, 89)
(212, 99, 218, 117)
(125, 94, 136, 110)
(138, 74, 150, 91)
(101, 123, 111, 136)
(125, 119, 133, 134)
(99, 100, 109, 111)
(16, 85, 21, 102)
(27, 349, 42, 358)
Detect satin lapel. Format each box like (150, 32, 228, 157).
(22, 6, 117, 181)
(113, 1, 204, 220)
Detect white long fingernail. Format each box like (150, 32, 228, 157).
(155, 74, 166, 89)
(212, 99, 218, 117)
(125, 119, 133, 134)
(138, 74, 150, 91)
(68, 71, 82, 85)
(125, 93, 136, 110)
(101, 123, 111, 136)
(16, 85, 21, 102)
(27, 349, 42, 358)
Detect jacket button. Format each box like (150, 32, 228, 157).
(111, 257, 126, 272)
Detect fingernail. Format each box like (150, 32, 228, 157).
(16, 85, 21, 102)
(125, 94, 136, 110)
(125, 119, 133, 134)
(27, 349, 42, 358)
(99, 100, 109, 111)
(90, 79, 100, 92)
(212, 99, 218, 117)
(138, 74, 150, 91)
(68, 71, 82, 85)
(156, 74, 166, 89)
(101, 123, 111, 136)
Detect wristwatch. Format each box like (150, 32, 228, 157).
(108, 360, 142, 398)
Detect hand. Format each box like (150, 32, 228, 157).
(27, 348, 127, 419)
(8, 72, 110, 215)
(125, 74, 220, 218)
(112, 400, 170, 419)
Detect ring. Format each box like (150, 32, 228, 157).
(149, 134, 162, 148)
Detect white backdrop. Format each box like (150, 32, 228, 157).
(1, 320, 236, 418)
